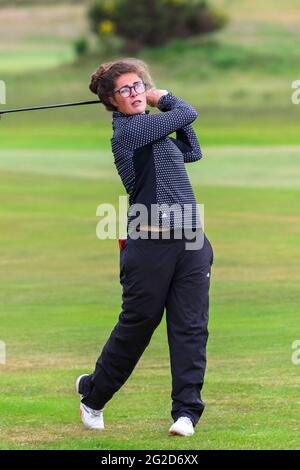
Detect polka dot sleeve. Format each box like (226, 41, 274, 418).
(172, 126, 202, 163)
(120, 92, 198, 150)
(157, 92, 202, 163)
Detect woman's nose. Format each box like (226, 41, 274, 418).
(130, 88, 138, 97)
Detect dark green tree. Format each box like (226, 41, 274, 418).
(88, 0, 228, 54)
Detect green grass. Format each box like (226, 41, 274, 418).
(1, 0, 300, 450)
(1, 0, 300, 145)
(0, 146, 300, 189)
(0, 3, 88, 73)
(0, 147, 299, 449)
(0, 48, 75, 73)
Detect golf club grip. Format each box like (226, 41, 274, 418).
(118, 238, 127, 251)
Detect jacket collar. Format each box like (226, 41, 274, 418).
(112, 109, 150, 119)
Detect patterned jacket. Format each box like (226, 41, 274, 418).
(111, 91, 202, 232)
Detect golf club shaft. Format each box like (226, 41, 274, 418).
(0, 99, 102, 115)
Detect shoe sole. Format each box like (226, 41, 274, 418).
(169, 430, 193, 436)
(168, 426, 194, 437)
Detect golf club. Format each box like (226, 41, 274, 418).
(0, 99, 102, 118)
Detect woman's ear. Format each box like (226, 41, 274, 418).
(108, 95, 118, 108)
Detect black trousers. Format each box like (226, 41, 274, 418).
(82, 228, 214, 427)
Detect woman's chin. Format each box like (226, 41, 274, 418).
(131, 104, 146, 114)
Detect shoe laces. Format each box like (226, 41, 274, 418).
(90, 408, 102, 417)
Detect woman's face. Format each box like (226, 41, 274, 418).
(109, 73, 147, 115)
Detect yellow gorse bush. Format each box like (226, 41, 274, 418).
(98, 20, 116, 35)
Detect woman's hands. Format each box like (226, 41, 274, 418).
(146, 88, 169, 107)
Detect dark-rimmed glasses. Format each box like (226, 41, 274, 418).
(113, 81, 146, 98)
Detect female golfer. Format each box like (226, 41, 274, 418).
(76, 58, 214, 437)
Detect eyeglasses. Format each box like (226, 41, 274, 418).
(113, 81, 146, 98)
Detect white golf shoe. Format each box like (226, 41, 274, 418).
(75, 374, 90, 400)
(76, 374, 104, 431)
(168, 416, 194, 436)
(79, 402, 104, 431)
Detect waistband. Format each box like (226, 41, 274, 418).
(128, 227, 204, 241)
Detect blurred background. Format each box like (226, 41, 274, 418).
(0, 0, 299, 450)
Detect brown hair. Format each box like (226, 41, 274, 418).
(89, 57, 155, 112)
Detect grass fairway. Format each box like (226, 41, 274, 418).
(0, 146, 299, 450)
(1, 0, 300, 451)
